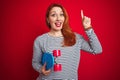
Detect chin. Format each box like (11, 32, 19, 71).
(54, 29, 62, 31)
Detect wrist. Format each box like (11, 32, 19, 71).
(84, 25, 92, 31)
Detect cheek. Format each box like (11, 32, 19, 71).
(62, 17, 65, 22)
(49, 21, 55, 26)
(49, 19, 55, 26)
(49, 17, 56, 23)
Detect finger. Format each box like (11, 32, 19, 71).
(81, 10, 84, 19)
(44, 69, 51, 75)
(43, 63, 46, 67)
(45, 69, 51, 73)
(42, 63, 46, 71)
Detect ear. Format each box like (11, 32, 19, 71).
(47, 18, 49, 23)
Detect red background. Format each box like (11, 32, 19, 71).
(0, 0, 120, 80)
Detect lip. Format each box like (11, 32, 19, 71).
(55, 22, 62, 27)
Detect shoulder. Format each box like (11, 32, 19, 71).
(34, 33, 48, 43)
(74, 32, 83, 39)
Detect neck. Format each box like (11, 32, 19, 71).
(48, 30, 63, 37)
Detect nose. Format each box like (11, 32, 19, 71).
(56, 15, 60, 21)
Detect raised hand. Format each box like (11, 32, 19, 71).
(81, 10, 92, 30)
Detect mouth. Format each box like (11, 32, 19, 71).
(55, 22, 62, 27)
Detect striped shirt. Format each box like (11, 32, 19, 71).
(32, 29, 102, 80)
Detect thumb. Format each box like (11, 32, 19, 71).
(43, 62, 47, 69)
(44, 62, 46, 66)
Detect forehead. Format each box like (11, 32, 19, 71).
(50, 7, 63, 13)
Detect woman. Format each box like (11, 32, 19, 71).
(32, 3, 102, 80)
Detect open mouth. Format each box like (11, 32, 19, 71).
(55, 22, 62, 27)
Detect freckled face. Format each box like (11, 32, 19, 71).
(48, 7, 65, 31)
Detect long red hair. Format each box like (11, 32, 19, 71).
(46, 3, 76, 46)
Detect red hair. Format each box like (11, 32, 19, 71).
(46, 3, 76, 46)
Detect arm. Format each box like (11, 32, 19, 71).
(32, 37, 51, 75)
(80, 10, 102, 54)
(32, 37, 42, 73)
(81, 28, 102, 54)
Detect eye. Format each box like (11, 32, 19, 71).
(60, 13, 64, 16)
(51, 14, 56, 17)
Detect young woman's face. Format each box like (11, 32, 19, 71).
(48, 7, 65, 31)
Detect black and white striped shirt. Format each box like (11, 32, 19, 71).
(32, 29, 102, 80)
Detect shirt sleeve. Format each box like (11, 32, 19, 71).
(32, 37, 43, 73)
(81, 28, 102, 54)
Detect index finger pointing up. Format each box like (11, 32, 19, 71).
(81, 10, 84, 19)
